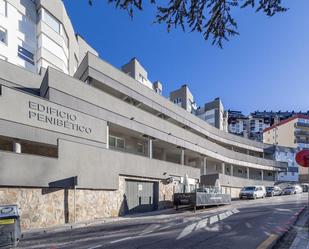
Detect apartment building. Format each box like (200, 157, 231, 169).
(196, 97, 228, 132)
(122, 57, 163, 95)
(169, 84, 197, 114)
(228, 110, 249, 137)
(228, 110, 309, 142)
(274, 146, 298, 182)
(263, 114, 309, 183)
(0, 0, 97, 75)
(0, 0, 287, 232)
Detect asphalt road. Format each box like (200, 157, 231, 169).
(18, 193, 308, 249)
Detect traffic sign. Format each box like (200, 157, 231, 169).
(295, 150, 309, 168)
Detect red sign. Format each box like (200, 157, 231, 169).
(295, 150, 309, 168)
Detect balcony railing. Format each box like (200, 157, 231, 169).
(295, 122, 309, 129)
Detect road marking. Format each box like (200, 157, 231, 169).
(140, 224, 161, 235)
(110, 237, 133, 244)
(196, 218, 208, 230)
(88, 245, 103, 249)
(209, 215, 219, 225)
(256, 234, 279, 249)
(177, 223, 197, 240)
(177, 209, 239, 240)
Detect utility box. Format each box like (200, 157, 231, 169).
(0, 205, 21, 248)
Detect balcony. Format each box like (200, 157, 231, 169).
(0, 139, 200, 190)
(294, 130, 309, 137)
(201, 173, 275, 189)
(295, 122, 309, 129)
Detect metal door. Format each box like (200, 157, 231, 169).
(125, 180, 158, 214)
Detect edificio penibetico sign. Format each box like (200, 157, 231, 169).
(28, 101, 92, 134)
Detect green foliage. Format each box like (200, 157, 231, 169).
(88, 0, 287, 47)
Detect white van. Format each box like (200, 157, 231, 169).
(239, 186, 266, 199)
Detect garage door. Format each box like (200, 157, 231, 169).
(125, 180, 159, 214)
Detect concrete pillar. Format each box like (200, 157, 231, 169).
(106, 125, 109, 149)
(247, 167, 250, 179)
(230, 165, 234, 176)
(222, 162, 225, 175)
(181, 149, 185, 165)
(261, 170, 264, 181)
(148, 138, 153, 159)
(203, 157, 207, 175)
(247, 150, 250, 155)
(13, 141, 21, 154)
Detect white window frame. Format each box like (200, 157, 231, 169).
(42, 9, 60, 34)
(109, 135, 125, 149)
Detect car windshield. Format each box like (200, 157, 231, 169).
(243, 187, 256, 191)
(266, 187, 273, 191)
(285, 187, 294, 190)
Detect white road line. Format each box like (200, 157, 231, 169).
(140, 224, 161, 235)
(177, 223, 197, 240)
(196, 218, 208, 230)
(88, 245, 103, 249)
(110, 237, 133, 244)
(209, 215, 219, 225)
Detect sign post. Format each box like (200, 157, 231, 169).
(295, 150, 309, 217)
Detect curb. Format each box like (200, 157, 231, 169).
(269, 205, 307, 249)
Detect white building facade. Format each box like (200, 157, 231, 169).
(0, 0, 97, 75)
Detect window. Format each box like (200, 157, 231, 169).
(0, 26, 7, 44)
(109, 136, 125, 149)
(0, 0, 6, 16)
(61, 26, 69, 47)
(137, 143, 144, 153)
(18, 45, 34, 65)
(42, 9, 60, 34)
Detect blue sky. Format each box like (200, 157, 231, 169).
(63, 0, 309, 114)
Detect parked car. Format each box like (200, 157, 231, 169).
(239, 186, 266, 199)
(266, 186, 282, 197)
(282, 185, 303, 195)
(301, 184, 309, 193)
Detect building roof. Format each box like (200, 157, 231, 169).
(263, 114, 309, 133)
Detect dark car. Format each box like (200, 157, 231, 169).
(301, 184, 309, 193)
(266, 186, 281, 197)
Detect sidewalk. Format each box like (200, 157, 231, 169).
(21, 207, 180, 239)
(289, 210, 309, 249)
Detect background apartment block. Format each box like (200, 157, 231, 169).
(122, 57, 163, 95)
(228, 110, 249, 137)
(273, 146, 299, 182)
(228, 110, 309, 142)
(196, 97, 228, 132)
(263, 114, 309, 183)
(169, 84, 197, 114)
